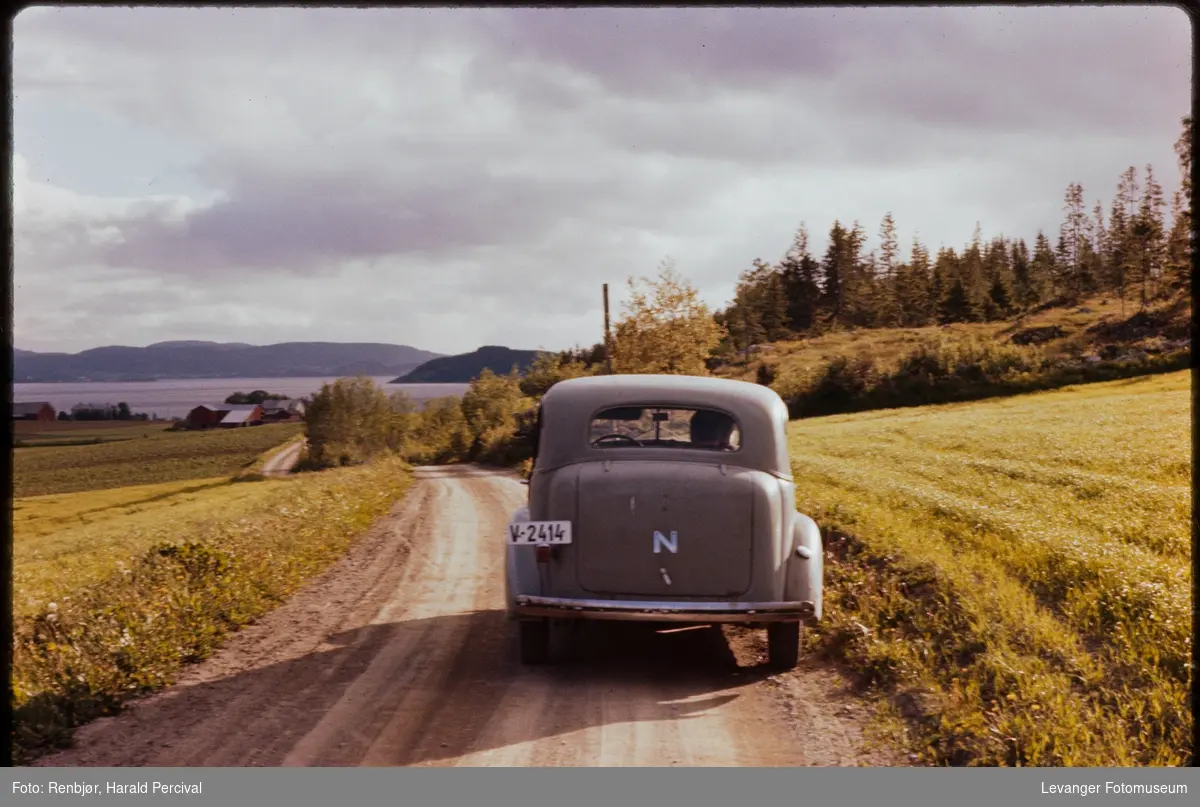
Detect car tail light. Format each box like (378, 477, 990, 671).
(536, 545, 552, 564)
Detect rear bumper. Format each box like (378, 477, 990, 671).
(512, 595, 816, 623)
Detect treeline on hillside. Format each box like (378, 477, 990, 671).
(716, 117, 1192, 361)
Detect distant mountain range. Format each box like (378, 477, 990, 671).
(390, 346, 543, 383)
(12, 342, 445, 382)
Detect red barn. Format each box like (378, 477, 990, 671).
(185, 405, 223, 429)
(218, 406, 264, 428)
(13, 402, 56, 421)
(185, 404, 263, 430)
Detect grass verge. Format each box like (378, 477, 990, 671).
(11, 456, 413, 764)
(792, 371, 1191, 766)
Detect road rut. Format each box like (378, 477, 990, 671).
(35, 465, 896, 767)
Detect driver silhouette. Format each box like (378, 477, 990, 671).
(689, 410, 735, 450)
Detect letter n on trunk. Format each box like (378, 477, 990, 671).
(653, 530, 678, 554)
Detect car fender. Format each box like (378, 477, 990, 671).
(505, 506, 541, 620)
(784, 511, 823, 620)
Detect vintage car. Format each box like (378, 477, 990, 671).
(505, 373, 823, 669)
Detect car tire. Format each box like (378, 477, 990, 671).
(766, 622, 801, 670)
(519, 619, 550, 665)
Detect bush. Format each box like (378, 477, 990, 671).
(304, 376, 397, 468)
(404, 396, 472, 465)
(755, 362, 778, 387)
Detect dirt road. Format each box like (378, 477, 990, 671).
(261, 439, 305, 477)
(35, 465, 895, 767)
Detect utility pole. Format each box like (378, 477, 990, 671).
(603, 283, 613, 374)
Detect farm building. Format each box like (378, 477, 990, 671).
(219, 406, 264, 428)
(12, 402, 56, 421)
(185, 404, 264, 430)
(260, 399, 306, 421)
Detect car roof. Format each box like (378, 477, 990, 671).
(535, 373, 793, 478)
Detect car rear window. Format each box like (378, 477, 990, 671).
(588, 406, 741, 452)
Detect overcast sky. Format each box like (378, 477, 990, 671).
(11, 5, 1191, 356)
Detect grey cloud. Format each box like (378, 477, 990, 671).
(94, 156, 716, 276)
(473, 8, 855, 99)
(472, 7, 1188, 130)
(63, 285, 195, 318)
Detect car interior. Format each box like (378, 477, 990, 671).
(589, 406, 740, 451)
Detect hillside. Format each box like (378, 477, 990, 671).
(390, 345, 542, 383)
(715, 293, 1191, 393)
(12, 341, 444, 382)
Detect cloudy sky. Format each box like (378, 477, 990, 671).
(11, 6, 1191, 356)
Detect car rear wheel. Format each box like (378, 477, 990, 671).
(766, 621, 801, 670)
(519, 619, 550, 665)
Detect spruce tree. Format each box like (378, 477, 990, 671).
(982, 237, 1013, 319)
(935, 247, 976, 323)
(779, 222, 822, 332)
(938, 274, 976, 324)
(1059, 182, 1091, 302)
(1089, 200, 1106, 297)
(1106, 195, 1131, 314)
(877, 212, 900, 326)
(1167, 116, 1193, 290)
(820, 221, 849, 323)
(1131, 164, 1167, 304)
(962, 223, 985, 296)
(1031, 231, 1056, 306)
(1010, 239, 1036, 310)
(896, 236, 933, 326)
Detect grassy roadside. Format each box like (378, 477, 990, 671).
(11, 456, 414, 764)
(791, 371, 1191, 765)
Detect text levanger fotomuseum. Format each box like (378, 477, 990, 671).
(1040, 781, 1188, 796)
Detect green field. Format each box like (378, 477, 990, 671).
(12, 420, 177, 447)
(791, 370, 1191, 765)
(12, 422, 305, 497)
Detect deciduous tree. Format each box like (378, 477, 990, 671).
(610, 259, 727, 375)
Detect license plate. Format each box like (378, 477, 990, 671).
(508, 521, 572, 545)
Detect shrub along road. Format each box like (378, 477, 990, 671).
(32, 465, 897, 767)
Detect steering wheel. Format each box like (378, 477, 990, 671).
(591, 433, 643, 447)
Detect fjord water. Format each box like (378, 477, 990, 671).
(11, 377, 470, 419)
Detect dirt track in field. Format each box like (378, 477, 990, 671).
(261, 439, 305, 477)
(35, 465, 900, 767)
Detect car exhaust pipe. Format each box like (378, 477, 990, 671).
(798, 601, 816, 619)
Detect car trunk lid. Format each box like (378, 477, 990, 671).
(575, 460, 754, 598)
